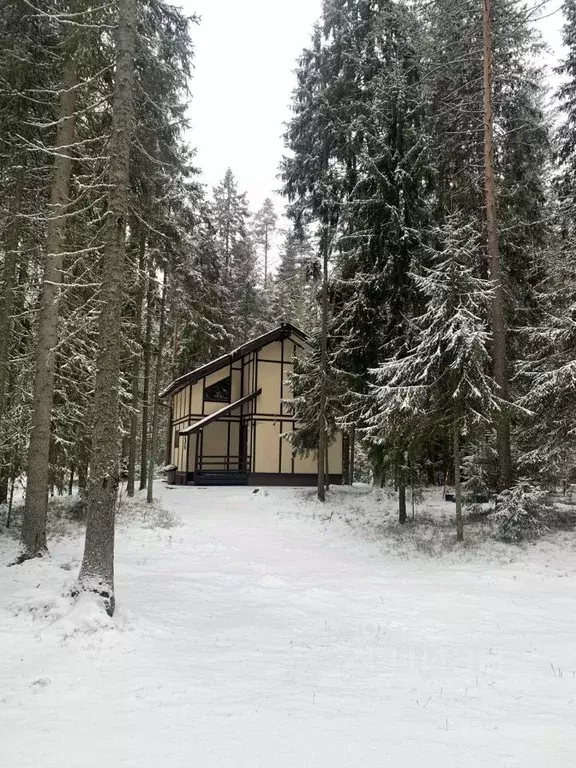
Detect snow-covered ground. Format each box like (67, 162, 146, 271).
(1, 483, 576, 767)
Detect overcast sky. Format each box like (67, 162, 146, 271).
(181, 0, 565, 216)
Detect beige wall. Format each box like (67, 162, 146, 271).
(257, 361, 281, 414)
(169, 332, 344, 478)
(190, 382, 203, 415)
(254, 420, 281, 473)
(201, 420, 229, 470)
(187, 434, 197, 472)
(231, 367, 242, 400)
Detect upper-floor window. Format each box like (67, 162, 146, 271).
(204, 375, 231, 403)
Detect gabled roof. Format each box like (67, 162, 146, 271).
(161, 322, 308, 399)
(179, 390, 262, 436)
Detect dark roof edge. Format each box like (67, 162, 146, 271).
(160, 323, 309, 399)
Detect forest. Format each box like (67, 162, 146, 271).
(1, 0, 576, 618)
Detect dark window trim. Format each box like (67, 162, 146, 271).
(203, 375, 231, 404)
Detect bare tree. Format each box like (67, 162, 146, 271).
(75, 0, 137, 616)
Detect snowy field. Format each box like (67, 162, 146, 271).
(1, 483, 576, 767)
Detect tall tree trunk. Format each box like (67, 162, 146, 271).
(483, 0, 512, 490)
(317, 229, 329, 502)
(126, 229, 145, 497)
(0, 180, 22, 421)
(76, 0, 136, 616)
(454, 420, 464, 542)
(147, 272, 167, 504)
(139, 267, 153, 490)
(20, 60, 77, 560)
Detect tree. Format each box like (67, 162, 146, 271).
(212, 169, 250, 277)
(483, 0, 511, 490)
(75, 0, 137, 616)
(253, 198, 278, 287)
(20, 42, 78, 559)
(283, 0, 430, 502)
(272, 227, 318, 330)
(367, 219, 501, 541)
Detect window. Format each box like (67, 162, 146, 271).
(204, 375, 231, 403)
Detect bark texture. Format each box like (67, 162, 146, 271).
(146, 273, 167, 504)
(483, 0, 512, 490)
(21, 60, 77, 559)
(139, 268, 153, 490)
(316, 229, 329, 503)
(454, 422, 464, 542)
(342, 432, 350, 485)
(76, 0, 136, 615)
(126, 228, 145, 497)
(0, 182, 22, 422)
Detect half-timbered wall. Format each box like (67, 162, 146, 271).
(168, 332, 343, 482)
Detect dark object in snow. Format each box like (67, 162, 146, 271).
(444, 493, 456, 503)
(164, 464, 177, 485)
(253, 488, 260, 494)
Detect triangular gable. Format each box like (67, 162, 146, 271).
(161, 323, 308, 399)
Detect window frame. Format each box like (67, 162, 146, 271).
(203, 375, 231, 404)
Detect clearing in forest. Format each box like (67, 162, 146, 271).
(1, 484, 576, 767)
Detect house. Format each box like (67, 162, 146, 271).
(161, 323, 343, 486)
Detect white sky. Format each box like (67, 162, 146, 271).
(181, 0, 323, 215)
(181, 0, 565, 217)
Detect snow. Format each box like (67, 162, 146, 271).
(1, 483, 576, 767)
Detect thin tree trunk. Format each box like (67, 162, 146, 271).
(454, 421, 464, 542)
(147, 273, 167, 504)
(398, 455, 407, 524)
(325, 445, 330, 491)
(139, 267, 153, 490)
(342, 432, 350, 485)
(264, 229, 269, 288)
(350, 428, 355, 485)
(126, 229, 145, 497)
(317, 228, 330, 503)
(68, 466, 74, 496)
(0, 181, 22, 421)
(483, 0, 512, 490)
(398, 480, 407, 525)
(6, 473, 16, 529)
(76, 0, 136, 616)
(20, 60, 77, 560)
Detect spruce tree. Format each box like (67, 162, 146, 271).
(253, 198, 278, 288)
(75, 0, 137, 616)
(367, 219, 502, 540)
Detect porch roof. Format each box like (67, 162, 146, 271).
(179, 389, 261, 436)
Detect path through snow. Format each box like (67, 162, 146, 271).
(1, 484, 575, 767)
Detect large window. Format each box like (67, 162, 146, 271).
(204, 375, 231, 403)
